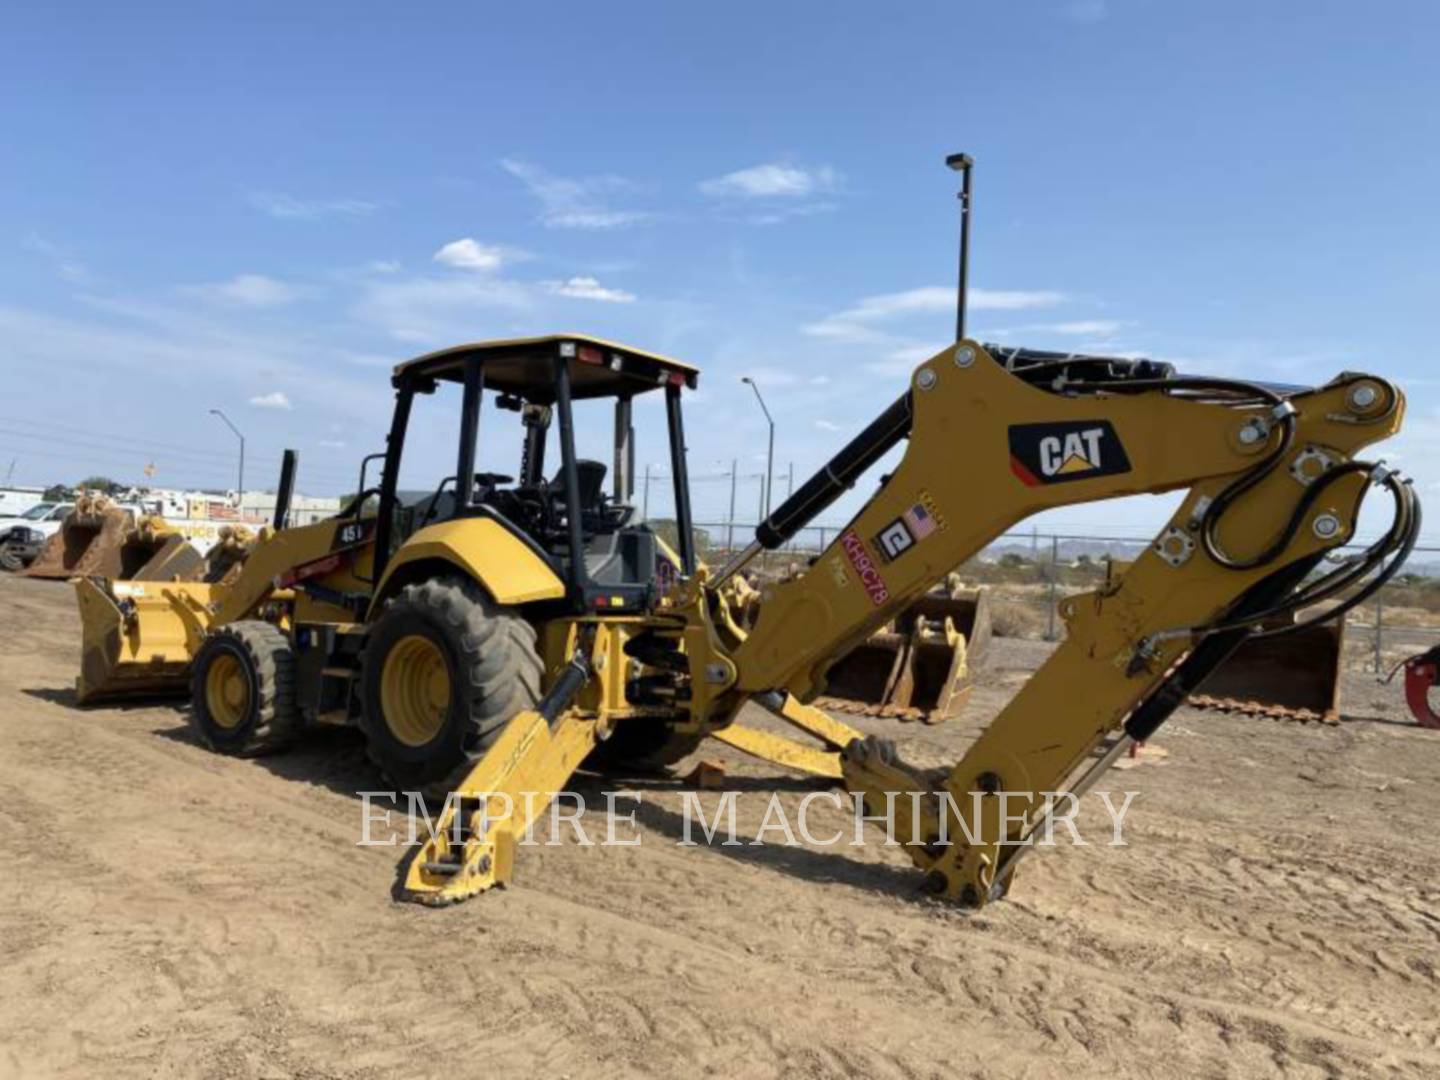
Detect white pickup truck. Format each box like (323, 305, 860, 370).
(0, 501, 76, 571)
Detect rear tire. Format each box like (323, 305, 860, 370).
(359, 577, 542, 800)
(189, 621, 298, 755)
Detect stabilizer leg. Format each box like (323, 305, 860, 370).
(401, 642, 598, 906)
(708, 692, 863, 780)
(401, 710, 599, 905)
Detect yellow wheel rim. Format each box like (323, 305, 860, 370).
(381, 635, 451, 747)
(205, 653, 251, 730)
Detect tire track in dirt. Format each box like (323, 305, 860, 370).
(4, 573, 1439, 1078)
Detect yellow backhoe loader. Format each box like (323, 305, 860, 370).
(71, 162, 1419, 911)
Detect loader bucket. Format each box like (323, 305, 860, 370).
(818, 588, 992, 723)
(1189, 617, 1345, 723)
(125, 534, 205, 581)
(202, 525, 258, 585)
(119, 519, 205, 582)
(26, 503, 134, 580)
(74, 577, 217, 703)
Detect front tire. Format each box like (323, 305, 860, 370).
(0, 541, 26, 573)
(189, 621, 298, 755)
(359, 577, 542, 800)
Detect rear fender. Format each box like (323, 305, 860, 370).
(368, 518, 566, 616)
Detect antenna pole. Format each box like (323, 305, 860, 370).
(946, 152, 974, 342)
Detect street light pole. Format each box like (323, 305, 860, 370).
(741, 376, 775, 519)
(726, 458, 738, 552)
(209, 408, 245, 496)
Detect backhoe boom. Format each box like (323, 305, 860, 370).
(719, 341, 1412, 904)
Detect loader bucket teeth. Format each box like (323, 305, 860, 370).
(817, 587, 992, 723)
(1189, 618, 1345, 723)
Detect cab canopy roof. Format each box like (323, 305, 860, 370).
(393, 334, 698, 401)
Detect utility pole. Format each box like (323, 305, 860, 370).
(786, 461, 794, 499)
(209, 408, 245, 496)
(741, 376, 775, 518)
(642, 463, 653, 517)
(4, 459, 14, 484)
(726, 459, 738, 552)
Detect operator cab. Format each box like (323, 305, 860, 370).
(370, 335, 699, 614)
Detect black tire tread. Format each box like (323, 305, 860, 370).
(189, 620, 298, 755)
(360, 577, 542, 799)
(0, 542, 25, 573)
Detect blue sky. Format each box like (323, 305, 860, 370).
(3, 1, 1437, 539)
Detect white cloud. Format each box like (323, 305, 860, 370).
(191, 273, 301, 307)
(249, 391, 293, 410)
(247, 191, 378, 219)
(863, 343, 945, 376)
(433, 238, 507, 271)
(23, 233, 89, 283)
(365, 259, 401, 274)
(545, 209, 652, 230)
(1042, 319, 1123, 335)
(971, 289, 1072, 311)
(699, 163, 840, 199)
(317, 438, 346, 448)
(501, 158, 654, 230)
(353, 274, 534, 344)
(548, 276, 635, 303)
(814, 418, 843, 432)
(803, 286, 1069, 342)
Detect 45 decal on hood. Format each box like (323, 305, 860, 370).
(1008, 420, 1132, 486)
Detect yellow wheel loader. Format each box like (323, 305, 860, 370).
(71, 162, 1421, 911)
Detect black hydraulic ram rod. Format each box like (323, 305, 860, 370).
(1123, 556, 1322, 742)
(713, 393, 912, 586)
(538, 647, 592, 727)
(757, 393, 913, 550)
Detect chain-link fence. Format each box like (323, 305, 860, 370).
(693, 521, 1440, 676)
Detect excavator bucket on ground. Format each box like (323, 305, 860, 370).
(1188, 615, 1346, 723)
(815, 587, 993, 723)
(73, 577, 216, 704)
(25, 494, 134, 581)
(1106, 559, 1345, 723)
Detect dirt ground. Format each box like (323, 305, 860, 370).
(2, 572, 1439, 1079)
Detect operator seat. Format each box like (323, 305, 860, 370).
(551, 459, 609, 517)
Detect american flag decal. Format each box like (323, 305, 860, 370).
(902, 502, 937, 540)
